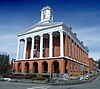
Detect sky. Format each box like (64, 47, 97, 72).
(0, 0, 100, 61)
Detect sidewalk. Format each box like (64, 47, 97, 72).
(47, 74, 100, 85)
(10, 79, 46, 84)
(1, 74, 99, 85)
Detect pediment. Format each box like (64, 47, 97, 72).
(18, 22, 63, 36)
(27, 24, 52, 33)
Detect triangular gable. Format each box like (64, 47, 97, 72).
(18, 22, 63, 36)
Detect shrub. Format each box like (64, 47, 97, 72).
(24, 74, 33, 79)
(72, 72, 81, 76)
(42, 75, 50, 80)
(12, 74, 24, 79)
(36, 73, 42, 80)
(2, 73, 13, 78)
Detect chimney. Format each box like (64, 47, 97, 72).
(69, 26, 72, 30)
(74, 32, 77, 37)
(67, 25, 72, 31)
(81, 41, 83, 45)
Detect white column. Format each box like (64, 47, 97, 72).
(30, 36, 34, 59)
(23, 38, 27, 59)
(40, 35, 43, 58)
(16, 39, 20, 59)
(49, 32, 53, 57)
(60, 31, 64, 57)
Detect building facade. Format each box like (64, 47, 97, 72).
(13, 6, 89, 77)
(89, 58, 97, 73)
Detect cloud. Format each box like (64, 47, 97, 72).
(89, 52, 100, 61)
(0, 33, 17, 59)
(76, 26, 100, 45)
(63, 10, 100, 32)
(74, 26, 100, 60)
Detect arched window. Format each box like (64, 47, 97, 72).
(42, 61, 48, 73)
(33, 62, 38, 73)
(52, 61, 59, 73)
(18, 62, 21, 72)
(25, 62, 30, 73)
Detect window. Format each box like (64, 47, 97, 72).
(72, 42, 75, 58)
(34, 49, 36, 57)
(43, 11, 46, 19)
(76, 63, 78, 71)
(43, 48, 45, 57)
(80, 50, 81, 60)
(70, 61, 72, 72)
(68, 37, 70, 56)
(75, 44, 77, 59)
(79, 47, 80, 61)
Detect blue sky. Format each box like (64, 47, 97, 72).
(0, 0, 100, 60)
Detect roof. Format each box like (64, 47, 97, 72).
(18, 21, 89, 53)
(41, 6, 52, 11)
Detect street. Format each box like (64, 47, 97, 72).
(0, 76, 100, 89)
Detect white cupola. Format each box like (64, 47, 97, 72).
(40, 6, 53, 23)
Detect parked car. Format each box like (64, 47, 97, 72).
(0, 75, 11, 82)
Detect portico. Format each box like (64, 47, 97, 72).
(16, 31, 64, 60)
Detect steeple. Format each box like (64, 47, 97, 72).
(40, 6, 53, 23)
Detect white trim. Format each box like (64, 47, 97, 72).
(49, 32, 53, 57)
(60, 30, 64, 57)
(16, 39, 20, 59)
(30, 36, 34, 59)
(40, 34, 43, 58)
(18, 23, 63, 36)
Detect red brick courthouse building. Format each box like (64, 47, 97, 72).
(13, 6, 89, 77)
